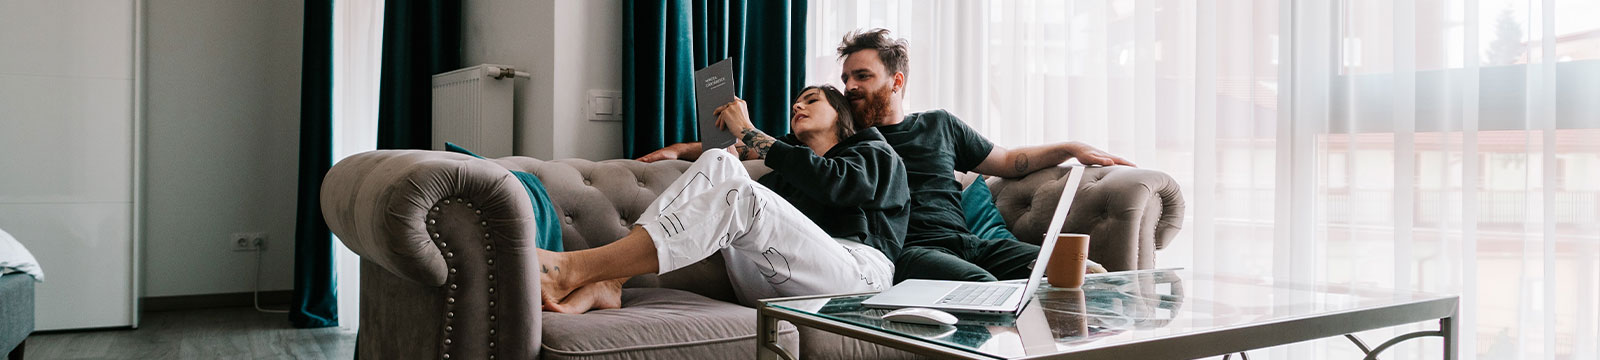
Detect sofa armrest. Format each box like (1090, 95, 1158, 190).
(321, 149, 543, 359)
(989, 165, 1185, 271)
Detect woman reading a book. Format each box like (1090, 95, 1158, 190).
(539, 85, 910, 313)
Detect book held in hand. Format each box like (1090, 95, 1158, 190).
(694, 58, 739, 150)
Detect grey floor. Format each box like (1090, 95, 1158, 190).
(23, 307, 356, 359)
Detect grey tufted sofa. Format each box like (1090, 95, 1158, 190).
(321, 150, 1184, 360)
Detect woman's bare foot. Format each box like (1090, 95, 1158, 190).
(537, 249, 578, 307)
(537, 226, 659, 309)
(543, 278, 625, 314)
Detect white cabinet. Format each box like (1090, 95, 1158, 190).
(0, 0, 139, 331)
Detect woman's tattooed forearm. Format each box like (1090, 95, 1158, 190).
(740, 128, 776, 158)
(734, 143, 757, 159)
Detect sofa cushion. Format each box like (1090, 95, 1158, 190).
(540, 288, 797, 360)
(960, 175, 1017, 241)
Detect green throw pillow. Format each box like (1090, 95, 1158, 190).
(445, 142, 564, 252)
(961, 175, 1017, 241)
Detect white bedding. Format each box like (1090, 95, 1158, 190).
(0, 227, 44, 281)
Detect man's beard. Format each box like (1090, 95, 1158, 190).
(850, 85, 895, 128)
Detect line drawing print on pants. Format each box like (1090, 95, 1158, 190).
(759, 247, 792, 285)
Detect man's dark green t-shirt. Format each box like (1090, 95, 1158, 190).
(875, 110, 995, 248)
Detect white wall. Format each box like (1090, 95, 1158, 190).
(10, 0, 611, 305)
(462, 0, 623, 160)
(142, 0, 303, 297)
(0, 0, 139, 331)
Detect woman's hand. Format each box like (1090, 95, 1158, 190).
(713, 97, 755, 136)
(712, 97, 777, 159)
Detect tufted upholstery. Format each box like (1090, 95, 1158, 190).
(984, 165, 1186, 271)
(323, 150, 1182, 359)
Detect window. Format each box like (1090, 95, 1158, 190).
(808, 1, 1600, 358)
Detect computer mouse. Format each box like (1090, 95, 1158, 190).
(882, 307, 958, 326)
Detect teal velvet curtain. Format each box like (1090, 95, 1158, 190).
(378, 0, 461, 150)
(623, 0, 808, 158)
(291, 0, 337, 328)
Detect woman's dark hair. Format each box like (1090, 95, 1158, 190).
(799, 84, 857, 141)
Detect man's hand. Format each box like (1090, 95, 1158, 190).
(635, 142, 704, 162)
(1064, 141, 1135, 167)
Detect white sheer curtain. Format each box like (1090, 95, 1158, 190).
(332, 0, 384, 332)
(808, 1, 1599, 358)
(1302, 0, 1600, 358)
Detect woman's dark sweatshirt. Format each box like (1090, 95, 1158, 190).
(757, 127, 910, 261)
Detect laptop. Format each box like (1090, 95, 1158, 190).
(861, 164, 1088, 315)
(693, 58, 739, 150)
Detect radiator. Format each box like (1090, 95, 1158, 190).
(431, 64, 526, 158)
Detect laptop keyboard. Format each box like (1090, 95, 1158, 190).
(938, 284, 1017, 306)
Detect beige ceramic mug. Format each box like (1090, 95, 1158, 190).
(1046, 233, 1091, 288)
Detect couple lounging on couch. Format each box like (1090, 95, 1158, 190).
(321, 146, 1183, 359)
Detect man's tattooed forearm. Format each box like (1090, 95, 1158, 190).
(740, 128, 776, 158)
(1013, 153, 1031, 175)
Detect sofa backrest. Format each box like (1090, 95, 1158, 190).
(490, 156, 1183, 294)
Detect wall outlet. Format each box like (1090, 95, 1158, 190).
(232, 232, 267, 251)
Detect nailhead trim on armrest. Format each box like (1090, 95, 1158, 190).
(427, 196, 500, 360)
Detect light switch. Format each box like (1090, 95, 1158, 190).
(602, 97, 618, 115)
(588, 90, 623, 121)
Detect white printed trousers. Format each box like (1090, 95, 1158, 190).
(636, 149, 894, 306)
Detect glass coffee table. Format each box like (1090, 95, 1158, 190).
(757, 269, 1458, 359)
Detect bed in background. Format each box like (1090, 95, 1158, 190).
(0, 228, 40, 360)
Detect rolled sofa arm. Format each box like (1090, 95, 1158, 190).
(989, 165, 1185, 271)
(321, 150, 543, 359)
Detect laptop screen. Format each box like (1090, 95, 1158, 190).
(1014, 165, 1085, 312)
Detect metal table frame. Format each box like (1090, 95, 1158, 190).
(757, 291, 1458, 360)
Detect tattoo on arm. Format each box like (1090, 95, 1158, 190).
(740, 128, 776, 159)
(734, 142, 759, 160)
(1013, 153, 1031, 175)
